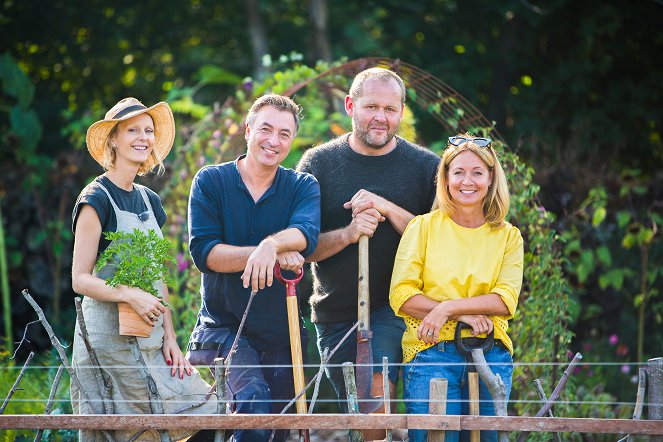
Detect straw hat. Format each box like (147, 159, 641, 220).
(85, 97, 175, 169)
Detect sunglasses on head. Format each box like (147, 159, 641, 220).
(448, 136, 492, 148)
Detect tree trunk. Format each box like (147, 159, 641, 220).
(309, 0, 331, 62)
(245, 0, 269, 81)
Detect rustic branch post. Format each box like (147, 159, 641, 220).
(470, 348, 508, 442)
(127, 336, 171, 442)
(0, 351, 33, 414)
(343, 362, 364, 442)
(517, 352, 583, 442)
(533, 378, 561, 442)
(74, 297, 113, 414)
(22, 289, 114, 442)
(429, 378, 448, 442)
(34, 364, 64, 441)
(308, 347, 329, 412)
(214, 357, 227, 442)
(649, 357, 663, 442)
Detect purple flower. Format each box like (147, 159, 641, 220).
(176, 253, 188, 273)
(621, 364, 631, 374)
(609, 334, 618, 345)
(212, 130, 222, 139)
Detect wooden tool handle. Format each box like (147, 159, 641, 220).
(286, 296, 307, 415)
(357, 235, 370, 333)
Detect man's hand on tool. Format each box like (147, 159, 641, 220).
(277, 251, 305, 272)
(241, 237, 278, 292)
(344, 189, 389, 219)
(344, 209, 383, 243)
(455, 314, 494, 336)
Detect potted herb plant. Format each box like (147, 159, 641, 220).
(94, 228, 175, 337)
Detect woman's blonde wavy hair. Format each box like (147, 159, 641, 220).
(433, 134, 510, 229)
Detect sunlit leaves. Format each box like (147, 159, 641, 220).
(591, 206, 606, 227)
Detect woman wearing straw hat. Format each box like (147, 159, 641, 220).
(70, 97, 216, 441)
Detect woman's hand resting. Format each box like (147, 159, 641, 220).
(455, 314, 494, 336)
(162, 334, 194, 379)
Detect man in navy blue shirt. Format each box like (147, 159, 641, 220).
(186, 94, 320, 442)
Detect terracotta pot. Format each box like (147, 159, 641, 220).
(118, 302, 152, 338)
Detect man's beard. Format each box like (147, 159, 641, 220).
(354, 121, 397, 150)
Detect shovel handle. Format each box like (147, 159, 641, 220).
(274, 264, 303, 297)
(358, 235, 370, 335)
(275, 263, 307, 415)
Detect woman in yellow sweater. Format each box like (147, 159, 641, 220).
(389, 135, 523, 442)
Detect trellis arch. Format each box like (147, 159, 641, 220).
(282, 57, 506, 144)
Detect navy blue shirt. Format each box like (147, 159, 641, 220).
(188, 156, 321, 351)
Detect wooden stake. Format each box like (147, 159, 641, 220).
(429, 378, 448, 442)
(343, 362, 364, 442)
(619, 367, 648, 442)
(382, 356, 392, 442)
(649, 357, 663, 442)
(468, 371, 480, 442)
(214, 357, 226, 442)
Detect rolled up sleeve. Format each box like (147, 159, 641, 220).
(288, 175, 321, 257)
(188, 168, 223, 274)
(389, 217, 426, 317)
(492, 227, 524, 318)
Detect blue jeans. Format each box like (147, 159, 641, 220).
(403, 341, 513, 442)
(187, 329, 308, 442)
(314, 305, 405, 412)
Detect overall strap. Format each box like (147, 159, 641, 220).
(96, 182, 122, 215)
(135, 184, 155, 214)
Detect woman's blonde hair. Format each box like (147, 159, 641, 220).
(101, 122, 165, 176)
(434, 134, 510, 228)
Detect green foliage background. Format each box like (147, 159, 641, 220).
(0, 1, 661, 439)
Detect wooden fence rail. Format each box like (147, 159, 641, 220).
(1, 414, 662, 435)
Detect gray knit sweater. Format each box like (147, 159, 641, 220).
(297, 134, 440, 323)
